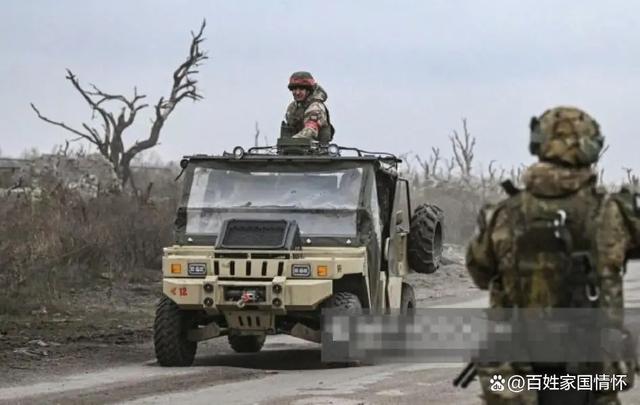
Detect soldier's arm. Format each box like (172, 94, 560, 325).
(292, 102, 328, 140)
(598, 197, 633, 271)
(465, 205, 501, 290)
(596, 196, 634, 320)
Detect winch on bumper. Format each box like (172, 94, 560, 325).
(162, 275, 333, 313)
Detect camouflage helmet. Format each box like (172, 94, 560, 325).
(529, 106, 604, 166)
(287, 71, 316, 90)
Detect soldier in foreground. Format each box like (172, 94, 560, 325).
(465, 106, 634, 404)
(284, 71, 334, 144)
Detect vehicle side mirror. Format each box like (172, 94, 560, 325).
(395, 210, 404, 225)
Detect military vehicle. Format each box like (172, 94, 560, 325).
(154, 138, 444, 366)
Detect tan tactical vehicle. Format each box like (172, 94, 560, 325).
(154, 140, 444, 366)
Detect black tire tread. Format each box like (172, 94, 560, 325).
(153, 296, 197, 367)
(322, 292, 363, 367)
(324, 292, 363, 312)
(408, 204, 444, 274)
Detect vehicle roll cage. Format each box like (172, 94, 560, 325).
(181, 143, 401, 172)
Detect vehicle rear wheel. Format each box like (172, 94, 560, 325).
(154, 296, 197, 367)
(228, 334, 266, 353)
(408, 204, 444, 274)
(400, 283, 416, 314)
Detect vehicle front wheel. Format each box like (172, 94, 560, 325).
(324, 292, 363, 313)
(322, 292, 363, 367)
(154, 296, 197, 367)
(228, 334, 266, 353)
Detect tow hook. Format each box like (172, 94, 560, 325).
(236, 291, 256, 309)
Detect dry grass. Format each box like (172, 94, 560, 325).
(0, 173, 177, 314)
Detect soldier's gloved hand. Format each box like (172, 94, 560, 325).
(292, 129, 316, 140)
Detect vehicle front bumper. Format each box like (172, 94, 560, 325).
(163, 276, 332, 313)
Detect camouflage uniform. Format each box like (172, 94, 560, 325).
(285, 71, 334, 143)
(466, 107, 627, 405)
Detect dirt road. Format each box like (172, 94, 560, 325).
(2, 258, 640, 404)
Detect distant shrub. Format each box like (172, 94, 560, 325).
(0, 174, 177, 314)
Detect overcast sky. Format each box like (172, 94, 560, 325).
(2, 1, 639, 179)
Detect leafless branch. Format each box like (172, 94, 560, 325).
(598, 167, 606, 188)
(414, 154, 429, 179)
(623, 167, 639, 187)
(487, 160, 497, 182)
(430, 146, 441, 176)
(31, 21, 207, 190)
(449, 118, 475, 178)
(30, 103, 98, 145)
(445, 157, 456, 180)
(125, 20, 208, 167)
(254, 121, 260, 147)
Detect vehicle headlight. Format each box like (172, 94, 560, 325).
(291, 264, 311, 277)
(188, 263, 207, 276)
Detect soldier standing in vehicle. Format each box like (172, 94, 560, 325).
(284, 71, 334, 144)
(465, 106, 633, 405)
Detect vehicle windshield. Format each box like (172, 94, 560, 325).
(185, 166, 364, 237)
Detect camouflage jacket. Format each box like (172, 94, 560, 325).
(285, 85, 332, 143)
(467, 162, 640, 393)
(466, 161, 617, 308)
(597, 188, 640, 310)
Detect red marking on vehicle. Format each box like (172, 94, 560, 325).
(179, 287, 188, 297)
(170, 287, 177, 296)
(241, 291, 255, 303)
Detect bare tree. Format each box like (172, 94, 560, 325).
(450, 118, 475, 178)
(429, 146, 441, 176)
(445, 157, 456, 181)
(254, 122, 260, 147)
(414, 154, 430, 181)
(623, 167, 639, 187)
(31, 21, 208, 190)
(598, 167, 606, 188)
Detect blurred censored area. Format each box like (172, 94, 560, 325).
(321, 308, 640, 363)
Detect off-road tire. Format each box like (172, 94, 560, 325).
(324, 292, 363, 313)
(154, 296, 197, 367)
(408, 204, 444, 274)
(228, 334, 266, 353)
(323, 292, 363, 367)
(400, 283, 416, 314)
